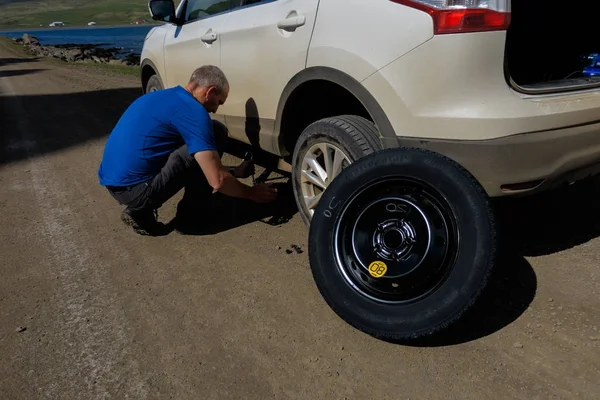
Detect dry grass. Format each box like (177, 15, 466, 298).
(0, 35, 140, 77)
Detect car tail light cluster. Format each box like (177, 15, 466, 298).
(391, 0, 511, 34)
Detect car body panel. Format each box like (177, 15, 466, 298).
(140, 26, 168, 88)
(218, 0, 321, 154)
(162, 14, 230, 89)
(363, 31, 600, 141)
(306, 0, 434, 82)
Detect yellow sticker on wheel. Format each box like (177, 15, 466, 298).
(368, 261, 388, 278)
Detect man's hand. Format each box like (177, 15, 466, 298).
(234, 159, 255, 179)
(249, 183, 278, 203)
(194, 150, 275, 202)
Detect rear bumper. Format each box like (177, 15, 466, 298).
(361, 30, 600, 197)
(398, 120, 600, 197)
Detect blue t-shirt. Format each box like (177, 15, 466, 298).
(98, 86, 216, 187)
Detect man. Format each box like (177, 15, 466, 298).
(98, 65, 278, 235)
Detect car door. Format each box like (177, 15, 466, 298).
(162, 0, 232, 90)
(218, 0, 321, 154)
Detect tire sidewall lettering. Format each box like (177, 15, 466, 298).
(322, 196, 341, 219)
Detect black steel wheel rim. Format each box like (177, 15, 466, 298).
(333, 176, 460, 304)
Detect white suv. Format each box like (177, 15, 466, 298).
(140, 0, 600, 340)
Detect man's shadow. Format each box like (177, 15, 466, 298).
(167, 179, 298, 236)
(245, 97, 261, 149)
(166, 97, 298, 235)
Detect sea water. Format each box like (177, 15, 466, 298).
(0, 25, 156, 55)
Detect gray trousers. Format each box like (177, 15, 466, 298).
(105, 120, 228, 215)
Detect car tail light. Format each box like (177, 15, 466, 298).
(391, 0, 511, 35)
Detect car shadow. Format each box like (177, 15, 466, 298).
(399, 176, 600, 346)
(0, 68, 46, 78)
(400, 253, 537, 347)
(0, 57, 41, 67)
(495, 177, 600, 257)
(0, 88, 142, 166)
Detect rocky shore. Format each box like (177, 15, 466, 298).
(10, 33, 140, 66)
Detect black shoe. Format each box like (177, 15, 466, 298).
(121, 207, 165, 236)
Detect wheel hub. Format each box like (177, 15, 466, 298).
(351, 197, 431, 278)
(373, 219, 416, 262)
(334, 179, 459, 304)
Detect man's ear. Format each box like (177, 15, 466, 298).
(206, 86, 220, 97)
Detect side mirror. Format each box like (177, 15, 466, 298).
(148, 0, 176, 22)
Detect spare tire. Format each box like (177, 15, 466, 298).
(308, 147, 497, 341)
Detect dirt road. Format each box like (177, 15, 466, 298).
(1, 39, 599, 400)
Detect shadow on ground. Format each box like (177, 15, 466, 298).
(0, 68, 46, 78)
(403, 176, 600, 346)
(163, 179, 298, 236)
(0, 56, 40, 67)
(403, 254, 537, 347)
(0, 88, 142, 166)
(496, 178, 600, 257)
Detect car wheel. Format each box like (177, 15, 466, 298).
(146, 75, 163, 93)
(292, 115, 382, 226)
(308, 147, 497, 341)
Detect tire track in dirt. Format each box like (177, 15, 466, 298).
(1, 64, 149, 399)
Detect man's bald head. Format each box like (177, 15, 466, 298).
(185, 65, 229, 113)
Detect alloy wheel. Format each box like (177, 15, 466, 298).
(300, 142, 352, 217)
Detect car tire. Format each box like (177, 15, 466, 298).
(292, 115, 383, 226)
(146, 75, 163, 93)
(308, 147, 497, 341)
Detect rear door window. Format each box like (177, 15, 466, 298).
(231, 0, 275, 11)
(183, 0, 231, 22)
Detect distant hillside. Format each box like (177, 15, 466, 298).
(0, 0, 159, 29)
(0, 0, 39, 5)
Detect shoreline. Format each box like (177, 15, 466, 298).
(5, 34, 141, 66)
(0, 23, 162, 33)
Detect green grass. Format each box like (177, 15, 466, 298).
(0, 0, 159, 29)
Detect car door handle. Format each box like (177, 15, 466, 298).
(277, 15, 306, 31)
(201, 32, 217, 43)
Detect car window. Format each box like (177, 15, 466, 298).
(231, 0, 273, 10)
(183, 0, 231, 22)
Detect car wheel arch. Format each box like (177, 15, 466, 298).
(140, 59, 164, 93)
(274, 66, 400, 156)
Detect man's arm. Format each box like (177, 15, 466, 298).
(194, 150, 276, 202)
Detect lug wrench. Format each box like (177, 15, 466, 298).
(244, 151, 256, 185)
